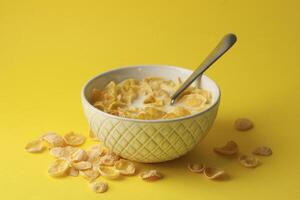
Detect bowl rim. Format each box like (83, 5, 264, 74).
(81, 65, 221, 123)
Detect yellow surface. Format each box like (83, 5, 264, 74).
(0, 0, 299, 199)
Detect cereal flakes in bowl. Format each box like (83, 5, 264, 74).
(81, 65, 220, 163)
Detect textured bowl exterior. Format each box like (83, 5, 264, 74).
(82, 100, 219, 163)
(81, 65, 220, 163)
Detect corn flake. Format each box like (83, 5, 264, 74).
(25, 139, 45, 153)
(48, 159, 69, 177)
(143, 95, 156, 104)
(179, 93, 207, 107)
(80, 169, 100, 181)
(187, 163, 205, 173)
(87, 144, 105, 161)
(162, 112, 178, 119)
(49, 147, 65, 158)
(70, 149, 88, 162)
(63, 132, 86, 146)
(98, 166, 120, 179)
(203, 167, 227, 180)
(91, 77, 212, 120)
(252, 146, 272, 156)
(234, 118, 254, 131)
(69, 167, 79, 177)
(72, 161, 92, 170)
(144, 77, 164, 91)
(41, 132, 65, 147)
(99, 153, 120, 166)
(49, 146, 78, 159)
(140, 170, 163, 181)
(214, 141, 239, 156)
(239, 155, 260, 168)
(147, 107, 166, 119)
(170, 106, 191, 117)
(90, 181, 108, 193)
(114, 159, 136, 175)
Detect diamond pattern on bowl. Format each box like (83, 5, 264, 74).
(83, 102, 219, 163)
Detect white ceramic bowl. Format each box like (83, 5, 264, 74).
(81, 65, 220, 163)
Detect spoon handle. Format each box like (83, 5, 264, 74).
(170, 33, 237, 105)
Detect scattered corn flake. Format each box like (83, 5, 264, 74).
(114, 159, 136, 175)
(79, 169, 100, 182)
(26, 131, 185, 193)
(187, 163, 205, 173)
(25, 139, 45, 153)
(64, 146, 79, 155)
(98, 166, 120, 179)
(252, 146, 272, 156)
(41, 132, 65, 147)
(89, 148, 108, 168)
(234, 118, 254, 131)
(63, 132, 86, 146)
(89, 157, 102, 171)
(48, 159, 69, 177)
(214, 140, 239, 156)
(87, 144, 105, 161)
(49, 147, 64, 158)
(49, 146, 78, 159)
(203, 167, 227, 180)
(70, 149, 88, 162)
(239, 155, 260, 168)
(99, 153, 120, 166)
(140, 170, 163, 181)
(72, 161, 92, 170)
(90, 181, 108, 193)
(69, 167, 79, 177)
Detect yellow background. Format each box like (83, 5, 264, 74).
(0, 0, 299, 199)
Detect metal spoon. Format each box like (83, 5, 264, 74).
(170, 33, 237, 105)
